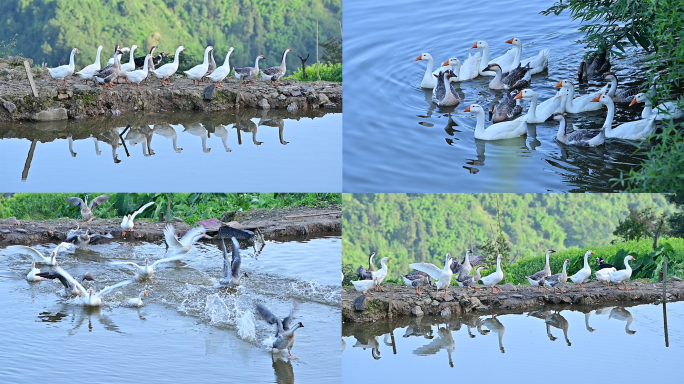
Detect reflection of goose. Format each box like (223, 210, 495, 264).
(237, 119, 262, 146)
(271, 355, 295, 384)
(68, 137, 77, 157)
(352, 335, 381, 359)
(214, 125, 232, 152)
(154, 124, 184, 153)
(90, 135, 102, 155)
(258, 117, 289, 145)
(403, 318, 434, 339)
(342, 338, 346, 354)
(483, 316, 505, 353)
(413, 325, 455, 368)
(582, 310, 595, 332)
(609, 307, 636, 335)
(545, 312, 571, 346)
(184, 123, 212, 152)
(125, 126, 155, 156)
(461, 314, 489, 338)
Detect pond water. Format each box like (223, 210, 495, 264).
(342, 302, 683, 382)
(0, 236, 341, 384)
(343, 0, 657, 192)
(0, 110, 341, 192)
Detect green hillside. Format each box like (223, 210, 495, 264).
(342, 193, 675, 278)
(0, 0, 341, 74)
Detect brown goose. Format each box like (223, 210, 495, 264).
(260, 48, 291, 86)
(601, 72, 639, 103)
(457, 266, 486, 290)
(235, 54, 265, 86)
(541, 259, 569, 294)
(489, 90, 523, 123)
(548, 113, 605, 147)
(401, 271, 432, 294)
(94, 47, 124, 90)
(524, 250, 555, 291)
(65, 194, 110, 222)
(357, 252, 376, 280)
(578, 49, 610, 83)
(484, 63, 531, 91)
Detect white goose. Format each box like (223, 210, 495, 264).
(207, 47, 234, 88)
(371, 257, 390, 292)
(463, 104, 528, 140)
(351, 277, 376, 295)
(128, 291, 148, 307)
(595, 257, 617, 286)
(119, 44, 139, 82)
(120, 201, 155, 236)
(592, 94, 657, 140)
(630, 93, 684, 120)
(471, 40, 517, 76)
(609, 255, 635, 290)
(480, 254, 504, 293)
(6, 242, 73, 266)
(554, 79, 609, 113)
(569, 251, 594, 289)
(80, 279, 133, 307)
(154, 46, 186, 86)
(48, 48, 78, 87)
(107, 47, 129, 65)
(435, 57, 461, 82)
(111, 252, 188, 280)
(184, 46, 214, 85)
(26, 262, 45, 282)
(163, 223, 206, 256)
(515, 88, 567, 123)
(123, 54, 151, 90)
(415, 53, 437, 88)
(506, 37, 550, 75)
(409, 254, 454, 297)
(75, 46, 103, 86)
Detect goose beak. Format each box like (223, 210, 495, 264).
(590, 251, 595, 254)
(32, 262, 35, 267)
(145, 258, 149, 263)
(414, 55, 422, 61)
(590, 94, 602, 102)
(505, 38, 514, 44)
(144, 292, 148, 297)
(554, 81, 563, 88)
(514, 92, 523, 100)
(463, 105, 471, 112)
(629, 97, 638, 107)
(471, 42, 478, 49)
(442, 60, 449, 67)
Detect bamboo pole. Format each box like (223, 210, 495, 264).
(316, 19, 320, 81)
(24, 60, 38, 97)
(166, 196, 171, 224)
(663, 255, 669, 347)
(387, 284, 395, 314)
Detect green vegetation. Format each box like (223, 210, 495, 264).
(285, 62, 342, 82)
(0, 35, 20, 57)
(612, 207, 667, 243)
(0, 0, 342, 79)
(542, 0, 684, 192)
(342, 193, 675, 280)
(0, 193, 340, 224)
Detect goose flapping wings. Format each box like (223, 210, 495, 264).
(219, 237, 247, 286)
(164, 224, 206, 256)
(6, 243, 73, 266)
(255, 302, 304, 358)
(36, 266, 95, 296)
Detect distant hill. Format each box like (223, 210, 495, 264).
(343, 193, 674, 278)
(0, 0, 341, 74)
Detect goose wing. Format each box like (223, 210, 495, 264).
(89, 233, 114, 244)
(6, 245, 49, 263)
(179, 226, 205, 246)
(89, 195, 110, 210)
(130, 201, 155, 220)
(409, 263, 444, 280)
(66, 197, 86, 208)
(164, 224, 183, 251)
(53, 242, 73, 254)
(230, 237, 242, 278)
(46, 267, 88, 296)
(282, 302, 298, 331)
(95, 279, 133, 298)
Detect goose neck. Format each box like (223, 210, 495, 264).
(607, 77, 618, 97)
(173, 47, 183, 65)
(254, 56, 262, 69)
(69, 49, 77, 68)
(129, 46, 137, 65)
(94, 46, 102, 66)
(602, 98, 615, 131)
(474, 108, 486, 136)
(512, 44, 522, 68)
(281, 50, 289, 67)
(480, 45, 490, 69)
(223, 50, 233, 66)
(526, 93, 539, 121)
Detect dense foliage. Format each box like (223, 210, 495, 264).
(342, 193, 674, 279)
(666, 193, 684, 238)
(612, 208, 666, 243)
(0, 193, 340, 224)
(285, 62, 341, 82)
(542, 0, 684, 192)
(0, 0, 342, 77)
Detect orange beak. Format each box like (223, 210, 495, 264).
(554, 81, 563, 88)
(414, 55, 422, 61)
(471, 42, 478, 49)
(590, 94, 602, 102)
(442, 60, 449, 67)
(144, 292, 148, 297)
(145, 258, 149, 263)
(387, 258, 391, 262)
(629, 97, 638, 107)
(514, 92, 523, 100)
(505, 38, 514, 44)
(590, 251, 595, 254)
(90, 289, 94, 294)
(32, 262, 35, 267)
(463, 105, 471, 112)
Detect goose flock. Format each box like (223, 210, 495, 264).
(3, 196, 304, 359)
(347, 249, 639, 296)
(48, 44, 292, 89)
(415, 40, 683, 144)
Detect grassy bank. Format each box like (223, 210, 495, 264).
(0, 193, 341, 224)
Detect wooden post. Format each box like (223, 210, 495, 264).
(24, 61, 38, 97)
(316, 19, 320, 81)
(390, 330, 397, 354)
(663, 255, 669, 347)
(235, 75, 243, 109)
(339, 20, 343, 38)
(21, 139, 37, 181)
(387, 284, 395, 315)
(166, 196, 171, 224)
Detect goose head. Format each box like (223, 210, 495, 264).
(145, 258, 149, 266)
(483, 63, 502, 74)
(258, 55, 266, 60)
(577, 61, 587, 81)
(596, 257, 604, 265)
(600, 71, 617, 82)
(414, 53, 432, 62)
(630, 92, 648, 106)
(441, 58, 461, 67)
(471, 41, 488, 49)
(32, 262, 36, 268)
(488, 104, 496, 121)
(505, 37, 522, 47)
(463, 104, 485, 116)
(554, 80, 574, 89)
(590, 93, 610, 105)
(545, 113, 564, 123)
(514, 88, 536, 101)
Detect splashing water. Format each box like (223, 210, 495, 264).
(237, 311, 256, 341)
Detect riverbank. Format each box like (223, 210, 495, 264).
(0, 206, 341, 245)
(342, 280, 684, 323)
(0, 57, 341, 122)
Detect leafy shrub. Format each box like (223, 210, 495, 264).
(285, 62, 342, 82)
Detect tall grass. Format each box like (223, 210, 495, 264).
(285, 62, 342, 82)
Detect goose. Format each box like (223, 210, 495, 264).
(593, 94, 657, 140)
(94, 49, 124, 89)
(135, 46, 158, 67)
(207, 47, 234, 88)
(578, 49, 610, 83)
(120, 201, 155, 236)
(184, 46, 214, 86)
(65, 194, 110, 222)
(595, 257, 617, 286)
(154, 46, 186, 86)
(569, 251, 594, 289)
(545, 312, 571, 346)
(153, 124, 183, 153)
(548, 113, 605, 147)
(440, 52, 480, 81)
(457, 266, 486, 290)
(458, 250, 486, 277)
(471, 40, 517, 76)
(372, 257, 390, 292)
(351, 277, 376, 295)
(401, 271, 432, 295)
(255, 302, 304, 359)
(128, 291, 148, 307)
(111, 252, 188, 280)
(26, 262, 45, 282)
(123, 54, 152, 90)
(35, 267, 96, 296)
(431, 69, 461, 107)
(505, 37, 550, 75)
(630, 93, 684, 120)
(415, 52, 437, 88)
(65, 227, 114, 249)
(482, 316, 506, 353)
(107, 47, 130, 65)
(183, 123, 211, 153)
(75, 46, 103, 86)
(80, 279, 133, 307)
(214, 124, 232, 152)
(234, 54, 265, 86)
(463, 104, 528, 140)
(524, 250, 556, 291)
(357, 252, 376, 280)
(203, 47, 217, 80)
(48, 47, 78, 87)
(609, 307, 636, 334)
(480, 254, 504, 293)
(483, 63, 530, 91)
(515, 88, 566, 123)
(602, 72, 639, 103)
(219, 237, 248, 286)
(554, 79, 608, 113)
(409, 254, 454, 297)
(261, 48, 291, 86)
(163, 223, 206, 256)
(542, 259, 569, 294)
(434, 57, 461, 80)
(489, 90, 523, 123)
(6, 242, 73, 266)
(119, 44, 139, 83)
(609, 255, 635, 289)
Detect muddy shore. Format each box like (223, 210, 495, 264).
(0, 57, 341, 122)
(342, 280, 684, 323)
(0, 206, 341, 245)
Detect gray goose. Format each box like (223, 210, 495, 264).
(94, 47, 124, 90)
(260, 48, 291, 86)
(65, 194, 110, 222)
(524, 249, 555, 291)
(255, 302, 304, 359)
(457, 266, 486, 290)
(431, 69, 461, 107)
(36, 268, 96, 296)
(601, 72, 639, 103)
(541, 259, 569, 294)
(219, 236, 248, 286)
(234, 54, 265, 86)
(548, 113, 605, 147)
(401, 270, 432, 294)
(489, 90, 523, 123)
(357, 252, 376, 280)
(202, 47, 217, 81)
(578, 49, 610, 83)
(484, 63, 531, 91)
(65, 226, 114, 249)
